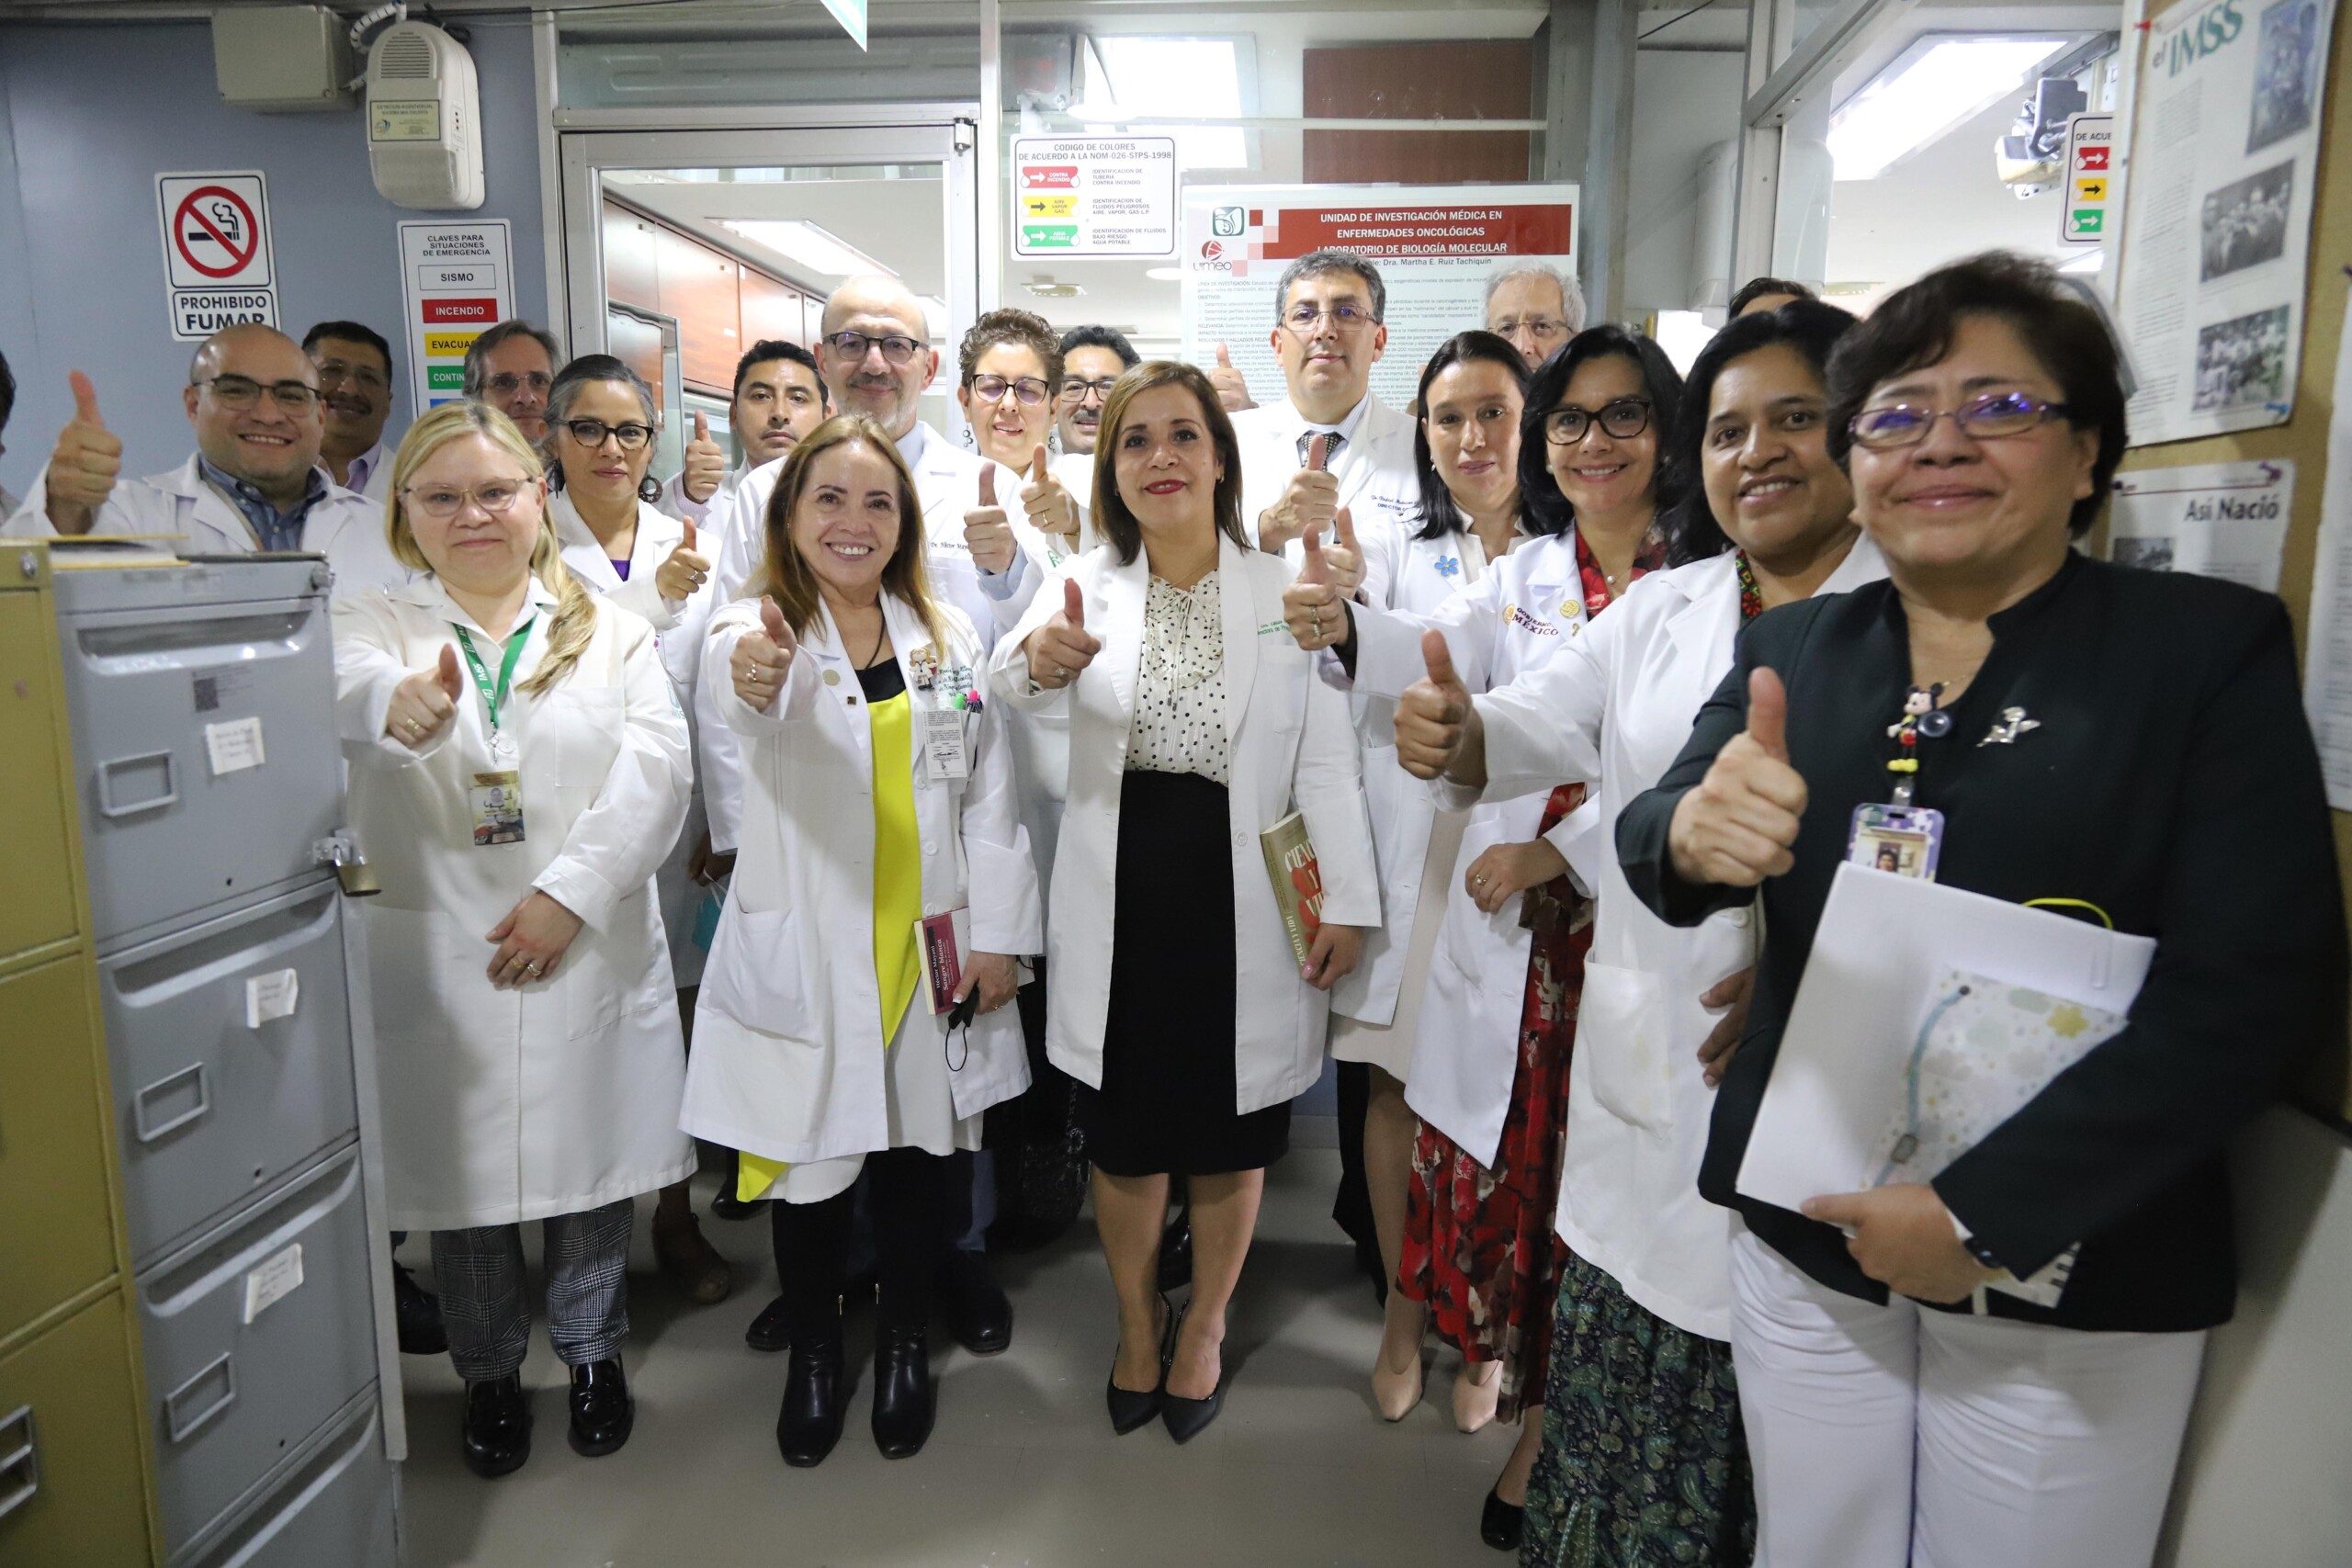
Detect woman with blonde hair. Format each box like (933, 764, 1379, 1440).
(334, 400, 695, 1479)
(683, 414, 1038, 1468)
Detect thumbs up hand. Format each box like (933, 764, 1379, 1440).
(46, 371, 123, 535)
(680, 411, 727, 503)
(731, 595, 798, 712)
(1396, 629, 1480, 781)
(1258, 440, 1340, 555)
(654, 517, 712, 603)
(1025, 575, 1102, 691)
(964, 462, 1016, 574)
(1282, 522, 1351, 652)
(1322, 504, 1364, 598)
(1667, 667, 1809, 887)
(1019, 443, 1079, 543)
(1208, 341, 1256, 412)
(385, 642, 464, 752)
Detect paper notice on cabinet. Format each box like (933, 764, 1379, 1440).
(242, 1243, 304, 1324)
(244, 967, 300, 1029)
(204, 715, 266, 775)
(2106, 459, 2292, 590)
(2301, 279, 2352, 809)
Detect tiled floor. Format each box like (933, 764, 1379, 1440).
(396, 1148, 1518, 1567)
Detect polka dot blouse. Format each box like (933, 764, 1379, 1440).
(1127, 570, 1229, 784)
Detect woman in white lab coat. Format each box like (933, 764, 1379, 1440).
(1283, 329, 1532, 1427)
(1398, 300, 1877, 1564)
(989, 361, 1378, 1444)
(539, 353, 734, 1306)
(680, 414, 1039, 1469)
(1298, 328, 1687, 1549)
(334, 400, 695, 1479)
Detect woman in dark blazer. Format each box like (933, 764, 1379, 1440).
(1617, 252, 2345, 1568)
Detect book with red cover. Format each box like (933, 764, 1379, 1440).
(919, 908, 969, 1015)
(1258, 811, 1324, 967)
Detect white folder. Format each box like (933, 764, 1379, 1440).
(1736, 863, 2155, 1213)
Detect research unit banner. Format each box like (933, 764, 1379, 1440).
(2115, 0, 2335, 444)
(1181, 185, 1578, 412)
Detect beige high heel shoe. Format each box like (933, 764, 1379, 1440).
(1372, 1345, 1425, 1421)
(1453, 1357, 1501, 1435)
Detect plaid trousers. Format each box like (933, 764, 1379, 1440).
(429, 1198, 633, 1381)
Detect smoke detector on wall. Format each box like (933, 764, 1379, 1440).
(365, 19, 485, 209)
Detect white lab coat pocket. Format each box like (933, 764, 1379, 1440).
(698, 898, 811, 1039)
(364, 905, 473, 1046)
(1577, 960, 1674, 1134)
(562, 888, 665, 1040)
(541, 687, 626, 787)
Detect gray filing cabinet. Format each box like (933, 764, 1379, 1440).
(51, 558, 401, 1567)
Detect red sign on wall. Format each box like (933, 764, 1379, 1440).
(421, 297, 500, 324)
(1256, 204, 1576, 262)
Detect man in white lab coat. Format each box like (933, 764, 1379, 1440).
(303, 320, 399, 502)
(655, 339, 828, 525)
(3, 323, 407, 595)
(1230, 249, 1420, 555)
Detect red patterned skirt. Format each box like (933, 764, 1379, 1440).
(1397, 784, 1593, 1424)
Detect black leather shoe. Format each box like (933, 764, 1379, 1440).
(1479, 1488, 1524, 1551)
(459, 1374, 529, 1478)
(709, 1185, 757, 1222)
(394, 1261, 447, 1356)
(1106, 1297, 1172, 1436)
(1156, 1219, 1194, 1294)
(776, 1337, 845, 1468)
(870, 1325, 935, 1459)
(940, 1250, 1012, 1356)
(566, 1359, 633, 1458)
(745, 1293, 791, 1353)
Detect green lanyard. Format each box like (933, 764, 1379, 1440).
(453, 618, 536, 737)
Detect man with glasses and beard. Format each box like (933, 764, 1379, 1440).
(304, 320, 400, 502)
(5, 322, 408, 594)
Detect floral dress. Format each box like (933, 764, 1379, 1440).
(1395, 530, 1660, 1421)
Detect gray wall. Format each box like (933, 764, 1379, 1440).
(0, 17, 548, 500)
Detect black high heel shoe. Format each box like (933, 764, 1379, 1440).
(1106, 1294, 1173, 1435)
(1479, 1487, 1524, 1551)
(1159, 1303, 1227, 1444)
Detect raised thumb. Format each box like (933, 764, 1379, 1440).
(1420, 628, 1461, 691)
(1335, 505, 1357, 550)
(1306, 433, 1329, 473)
(1031, 443, 1049, 484)
(1747, 667, 1790, 761)
(1062, 576, 1085, 628)
(435, 643, 463, 697)
(1215, 341, 1234, 369)
(760, 595, 787, 641)
(681, 518, 697, 554)
(70, 369, 104, 429)
(1299, 526, 1329, 584)
(693, 410, 709, 442)
(978, 463, 997, 509)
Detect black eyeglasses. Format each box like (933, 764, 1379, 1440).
(193, 375, 320, 412)
(1848, 390, 2072, 450)
(827, 331, 924, 367)
(312, 358, 390, 394)
(1544, 398, 1651, 445)
(1058, 377, 1123, 405)
(1282, 302, 1378, 333)
(483, 370, 551, 397)
(968, 373, 1050, 408)
(561, 418, 654, 452)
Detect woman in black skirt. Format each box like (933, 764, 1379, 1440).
(990, 360, 1381, 1442)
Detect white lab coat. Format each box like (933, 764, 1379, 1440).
(4, 454, 410, 596)
(552, 490, 710, 985)
(1230, 392, 1421, 549)
(1453, 537, 1888, 1339)
(1347, 529, 1601, 1168)
(682, 593, 1042, 1167)
(1323, 519, 1519, 1026)
(988, 535, 1381, 1113)
(334, 576, 696, 1231)
(697, 423, 990, 853)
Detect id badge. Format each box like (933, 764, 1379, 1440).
(469, 770, 526, 846)
(1849, 803, 1942, 881)
(922, 706, 971, 785)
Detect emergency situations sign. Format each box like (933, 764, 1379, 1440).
(397, 220, 515, 414)
(155, 172, 277, 341)
(1012, 137, 1178, 257)
(2058, 113, 2115, 244)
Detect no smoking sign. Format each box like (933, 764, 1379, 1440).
(155, 171, 278, 340)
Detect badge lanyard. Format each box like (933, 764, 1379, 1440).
(1848, 680, 1952, 881)
(454, 618, 537, 762)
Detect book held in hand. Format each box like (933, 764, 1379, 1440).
(1259, 811, 1325, 967)
(919, 908, 970, 1015)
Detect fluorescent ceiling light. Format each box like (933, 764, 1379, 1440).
(719, 219, 890, 279)
(1145, 265, 1184, 282)
(1827, 35, 2071, 182)
(1076, 37, 1249, 169)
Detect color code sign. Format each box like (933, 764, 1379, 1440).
(1012, 137, 1178, 258)
(398, 221, 514, 412)
(155, 172, 277, 340)
(2059, 113, 2114, 245)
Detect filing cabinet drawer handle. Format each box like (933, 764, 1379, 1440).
(0, 1405, 36, 1523)
(133, 1063, 210, 1144)
(164, 1353, 236, 1444)
(96, 749, 177, 818)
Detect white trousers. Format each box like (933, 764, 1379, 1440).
(1730, 1227, 2205, 1568)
